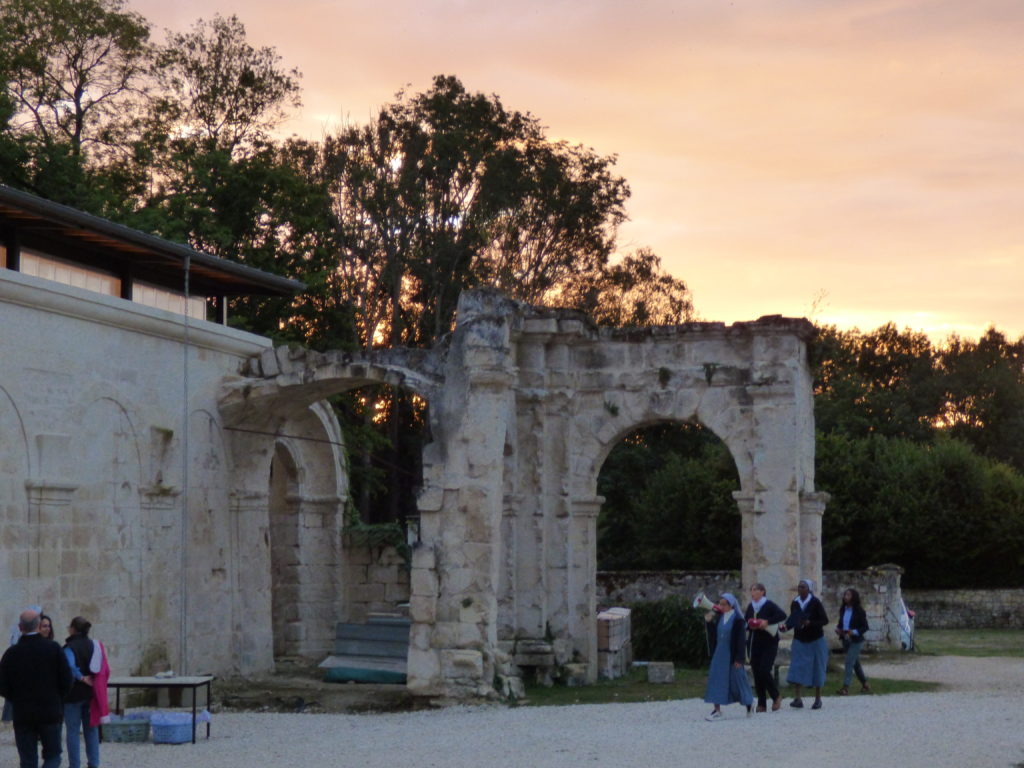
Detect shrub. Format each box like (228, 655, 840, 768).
(629, 595, 709, 669)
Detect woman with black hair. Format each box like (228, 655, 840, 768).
(836, 588, 871, 695)
(782, 579, 829, 710)
(63, 616, 100, 768)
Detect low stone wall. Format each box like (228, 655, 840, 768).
(598, 565, 909, 650)
(344, 545, 410, 623)
(902, 589, 1024, 629)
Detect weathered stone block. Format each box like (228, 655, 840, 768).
(409, 595, 437, 623)
(646, 662, 675, 684)
(441, 649, 483, 679)
(562, 663, 589, 687)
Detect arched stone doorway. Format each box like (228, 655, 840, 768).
(596, 420, 741, 572)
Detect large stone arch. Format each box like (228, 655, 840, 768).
(219, 289, 825, 697)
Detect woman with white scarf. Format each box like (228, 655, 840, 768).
(782, 579, 830, 709)
(702, 593, 754, 721)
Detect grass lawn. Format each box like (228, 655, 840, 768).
(913, 628, 1024, 657)
(522, 665, 939, 707)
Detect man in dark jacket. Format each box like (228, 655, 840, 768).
(0, 608, 72, 768)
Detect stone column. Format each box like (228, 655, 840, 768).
(569, 495, 603, 682)
(294, 495, 344, 656)
(735, 489, 800, 602)
(799, 491, 830, 591)
(408, 318, 515, 698)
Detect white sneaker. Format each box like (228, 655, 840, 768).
(705, 710, 722, 721)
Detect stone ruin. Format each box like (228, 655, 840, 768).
(220, 289, 826, 699)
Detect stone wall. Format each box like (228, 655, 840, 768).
(597, 565, 908, 649)
(1, 270, 346, 680)
(902, 589, 1024, 629)
(344, 544, 410, 622)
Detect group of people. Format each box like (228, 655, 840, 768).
(703, 579, 871, 720)
(0, 607, 109, 768)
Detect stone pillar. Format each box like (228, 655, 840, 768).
(735, 489, 800, 602)
(294, 495, 344, 656)
(799, 491, 830, 591)
(229, 490, 273, 674)
(139, 485, 182, 674)
(569, 495, 603, 682)
(408, 301, 515, 697)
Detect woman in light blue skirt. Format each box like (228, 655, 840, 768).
(783, 579, 830, 709)
(703, 593, 754, 720)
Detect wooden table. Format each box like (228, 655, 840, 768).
(107, 675, 215, 743)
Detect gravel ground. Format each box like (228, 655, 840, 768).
(4, 655, 1023, 768)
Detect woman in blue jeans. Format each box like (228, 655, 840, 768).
(835, 589, 871, 695)
(63, 616, 101, 768)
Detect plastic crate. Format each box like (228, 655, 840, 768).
(150, 712, 193, 744)
(101, 714, 150, 743)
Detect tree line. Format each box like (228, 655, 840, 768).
(0, 0, 693, 524)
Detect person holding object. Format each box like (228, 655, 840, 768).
(703, 593, 754, 721)
(0, 608, 72, 768)
(781, 579, 829, 710)
(744, 582, 788, 712)
(63, 616, 101, 768)
(836, 588, 871, 695)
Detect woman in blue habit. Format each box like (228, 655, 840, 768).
(703, 593, 754, 721)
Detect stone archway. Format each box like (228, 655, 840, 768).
(219, 289, 825, 698)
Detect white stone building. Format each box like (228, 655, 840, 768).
(0, 185, 347, 678)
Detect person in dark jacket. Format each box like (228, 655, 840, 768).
(782, 578, 829, 710)
(0, 608, 73, 768)
(835, 588, 871, 695)
(744, 582, 788, 712)
(63, 616, 100, 768)
(703, 593, 754, 721)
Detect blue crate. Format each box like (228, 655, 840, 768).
(150, 712, 194, 744)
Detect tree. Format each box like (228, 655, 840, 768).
(152, 14, 301, 156)
(557, 246, 694, 326)
(0, 0, 151, 206)
(812, 323, 943, 441)
(321, 75, 640, 349)
(0, 0, 150, 155)
(939, 328, 1024, 469)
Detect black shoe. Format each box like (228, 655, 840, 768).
(790, 698, 803, 708)
(811, 699, 822, 710)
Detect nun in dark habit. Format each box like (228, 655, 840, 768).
(703, 593, 754, 721)
(782, 578, 830, 709)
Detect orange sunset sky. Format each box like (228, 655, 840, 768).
(131, 0, 1024, 341)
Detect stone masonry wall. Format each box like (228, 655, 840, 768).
(597, 566, 908, 649)
(902, 589, 1024, 629)
(344, 544, 410, 622)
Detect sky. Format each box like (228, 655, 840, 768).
(131, 0, 1024, 341)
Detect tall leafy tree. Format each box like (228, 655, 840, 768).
(152, 14, 301, 156)
(0, 0, 151, 205)
(939, 328, 1024, 469)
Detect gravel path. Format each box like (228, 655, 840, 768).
(4, 655, 1023, 768)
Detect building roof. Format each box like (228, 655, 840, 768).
(0, 185, 303, 297)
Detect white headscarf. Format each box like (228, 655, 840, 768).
(720, 592, 743, 625)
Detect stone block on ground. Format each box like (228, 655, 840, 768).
(646, 661, 675, 683)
